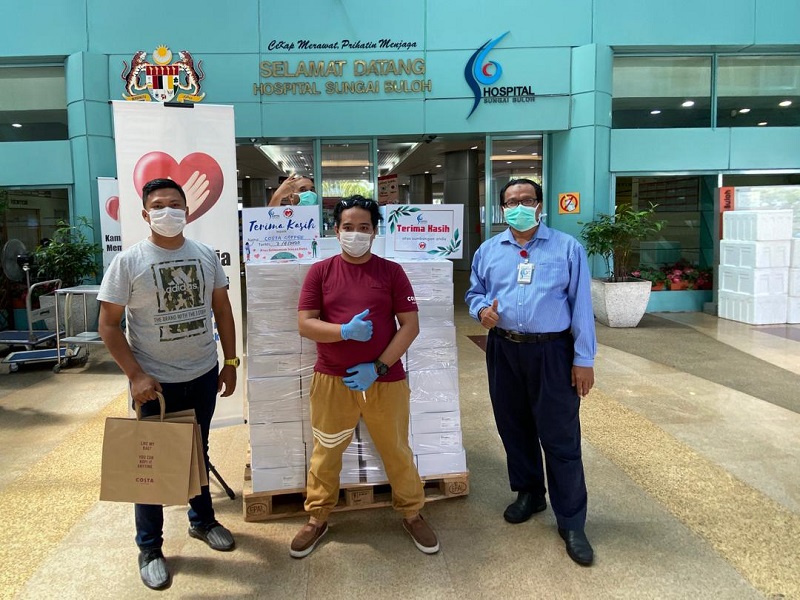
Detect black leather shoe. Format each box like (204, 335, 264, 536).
(503, 491, 547, 524)
(558, 528, 594, 566)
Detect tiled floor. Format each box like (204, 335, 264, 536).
(1, 277, 799, 599)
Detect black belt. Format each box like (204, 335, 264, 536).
(493, 327, 571, 344)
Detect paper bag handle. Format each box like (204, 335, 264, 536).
(135, 392, 166, 421)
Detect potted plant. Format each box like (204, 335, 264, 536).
(33, 217, 102, 333)
(631, 266, 667, 291)
(579, 204, 666, 327)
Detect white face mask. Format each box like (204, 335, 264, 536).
(338, 231, 373, 258)
(148, 207, 187, 237)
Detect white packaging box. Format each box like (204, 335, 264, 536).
(247, 306, 301, 334)
(248, 331, 302, 356)
(718, 291, 788, 325)
(720, 240, 792, 268)
(412, 431, 463, 455)
(340, 447, 362, 485)
(411, 411, 462, 435)
(399, 260, 454, 284)
(301, 337, 318, 355)
(409, 325, 456, 350)
(416, 450, 467, 477)
(251, 466, 306, 493)
(413, 282, 454, 306)
(247, 377, 302, 423)
(719, 266, 789, 296)
(250, 421, 304, 446)
(792, 239, 800, 268)
(788, 296, 800, 323)
(246, 262, 302, 289)
(365, 458, 388, 483)
(247, 354, 302, 379)
(410, 368, 460, 414)
(250, 442, 307, 468)
(417, 305, 455, 326)
(722, 210, 793, 241)
(406, 345, 459, 372)
(790, 268, 800, 297)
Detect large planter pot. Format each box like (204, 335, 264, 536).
(590, 278, 652, 328)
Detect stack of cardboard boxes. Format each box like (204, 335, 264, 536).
(245, 258, 466, 493)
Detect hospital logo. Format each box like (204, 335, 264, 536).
(283, 208, 294, 218)
(122, 46, 206, 103)
(464, 31, 535, 118)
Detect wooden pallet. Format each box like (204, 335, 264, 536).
(243, 472, 469, 522)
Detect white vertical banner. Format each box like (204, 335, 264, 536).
(110, 101, 244, 428)
(97, 177, 122, 272)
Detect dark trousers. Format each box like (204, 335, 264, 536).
(134, 365, 218, 550)
(486, 330, 587, 530)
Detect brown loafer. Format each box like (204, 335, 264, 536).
(402, 515, 440, 554)
(290, 521, 328, 558)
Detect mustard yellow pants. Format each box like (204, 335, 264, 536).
(304, 372, 425, 521)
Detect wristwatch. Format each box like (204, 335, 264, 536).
(374, 359, 390, 377)
(223, 357, 241, 368)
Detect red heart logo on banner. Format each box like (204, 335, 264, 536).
(106, 196, 119, 221)
(132, 151, 224, 222)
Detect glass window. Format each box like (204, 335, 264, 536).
(320, 142, 373, 235)
(0, 66, 68, 141)
(255, 141, 315, 205)
(717, 55, 800, 128)
(489, 137, 543, 226)
(612, 57, 712, 128)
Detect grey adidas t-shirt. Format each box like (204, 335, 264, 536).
(98, 238, 228, 383)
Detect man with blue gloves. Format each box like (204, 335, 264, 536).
(291, 195, 439, 558)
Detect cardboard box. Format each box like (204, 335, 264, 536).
(247, 354, 302, 378)
(411, 411, 462, 435)
(251, 465, 306, 493)
(247, 332, 302, 356)
(415, 450, 468, 477)
(412, 431, 463, 455)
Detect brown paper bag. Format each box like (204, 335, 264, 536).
(100, 393, 195, 505)
(145, 409, 208, 493)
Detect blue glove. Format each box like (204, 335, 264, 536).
(343, 362, 378, 391)
(340, 309, 373, 342)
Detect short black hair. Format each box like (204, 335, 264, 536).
(499, 178, 542, 206)
(333, 195, 382, 229)
(142, 178, 187, 207)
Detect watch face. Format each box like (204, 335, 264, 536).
(376, 361, 389, 376)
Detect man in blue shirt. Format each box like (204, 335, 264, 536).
(465, 178, 597, 566)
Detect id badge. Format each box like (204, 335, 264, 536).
(517, 263, 533, 284)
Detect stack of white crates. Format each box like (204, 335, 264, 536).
(789, 239, 800, 323)
(719, 210, 793, 324)
(246, 258, 466, 493)
(246, 262, 314, 493)
(398, 259, 467, 478)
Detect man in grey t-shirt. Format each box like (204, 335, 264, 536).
(98, 178, 239, 591)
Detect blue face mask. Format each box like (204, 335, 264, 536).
(504, 204, 540, 231)
(297, 191, 318, 206)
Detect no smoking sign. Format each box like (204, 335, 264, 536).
(558, 192, 580, 214)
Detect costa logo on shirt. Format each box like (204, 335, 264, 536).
(407, 296, 417, 303)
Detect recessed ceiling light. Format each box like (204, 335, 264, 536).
(650, 110, 661, 115)
(779, 100, 792, 107)
(296, 150, 302, 154)
(436, 164, 442, 168)
(470, 146, 478, 150)
(245, 175, 251, 178)
(758, 121, 768, 126)
(11, 123, 22, 128)
(531, 152, 538, 156)
(738, 108, 751, 114)
(506, 161, 512, 164)
(681, 100, 695, 108)
(509, 149, 517, 153)
(424, 171, 430, 174)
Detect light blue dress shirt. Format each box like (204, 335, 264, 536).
(465, 222, 597, 367)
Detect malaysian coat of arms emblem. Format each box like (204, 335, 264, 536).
(121, 46, 206, 102)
